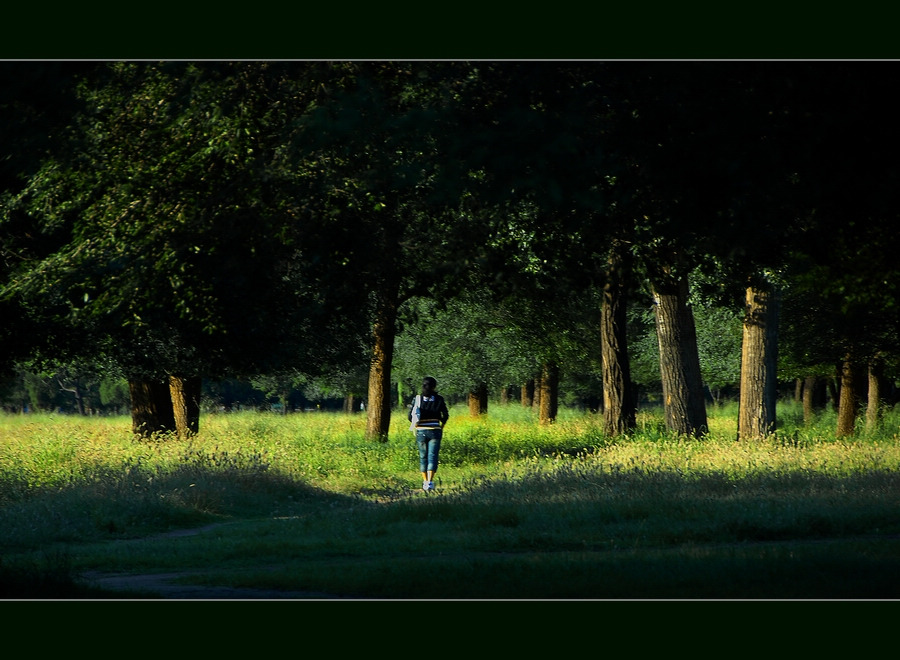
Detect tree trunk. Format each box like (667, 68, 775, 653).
(866, 358, 886, 434)
(802, 375, 826, 425)
(538, 361, 559, 425)
(499, 386, 509, 405)
(521, 380, 534, 407)
(169, 375, 201, 438)
(600, 240, 636, 436)
(468, 382, 488, 416)
(365, 288, 399, 441)
(533, 373, 542, 413)
(828, 366, 841, 411)
(343, 394, 356, 414)
(652, 275, 708, 437)
(738, 282, 780, 439)
(129, 378, 176, 438)
(59, 379, 86, 416)
(836, 354, 864, 437)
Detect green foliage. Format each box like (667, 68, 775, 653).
(628, 301, 661, 392)
(693, 304, 742, 394)
(629, 276, 742, 398)
(98, 377, 130, 410)
(395, 284, 605, 401)
(394, 294, 536, 397)
(780, 257, 900, 379)
(1, 62, 369, 383)
(0, 362, 130, 414)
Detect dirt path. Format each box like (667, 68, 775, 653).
(79, 517, 900, 599)
(78, 523, 350, 600)
(80, 569, 342, 599)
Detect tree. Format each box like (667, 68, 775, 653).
(646, 270, 707, 436)
(293, 62, 530, 439)
(778, 63, 900, 436)
(0, 63, 99, 383)
(600, 238, 637, 434)
(537, 359, 560, 425)
(738, 277, 780, 438)
(423, 63, 623, 427)
(1, 62, 359, 436)
(394, 292, 536, 412)
(606, 63, 819, 437)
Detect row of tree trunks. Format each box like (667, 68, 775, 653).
(795, 357, 889, 435)
(798, 373, 841, 413)
(802, 375, 828, 424)
(129, 375, 200, 438)
(342, 394, 358, 414)
(738, 282, 780, 439)
(516, 368, 560, 424)
(652, 274, 708, 437)
(600, 239, 636, 436)
(521, 379, 535, 407)
(354, 256, 884, 441)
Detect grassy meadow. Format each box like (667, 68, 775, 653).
(1, 401, 900, 599)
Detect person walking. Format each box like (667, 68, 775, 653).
(408, 376, 449, 492)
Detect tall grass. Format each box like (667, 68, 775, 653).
(2, 401, 899, 598)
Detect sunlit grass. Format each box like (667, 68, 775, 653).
(2, 400, 899, 598)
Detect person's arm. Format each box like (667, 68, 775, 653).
(439, 398, 449, 426)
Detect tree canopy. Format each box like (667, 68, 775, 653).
(2, 61, 899, 437)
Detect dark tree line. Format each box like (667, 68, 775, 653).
(2, 61, 899, 439)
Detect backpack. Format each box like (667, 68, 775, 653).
(408, 394, 421, 432)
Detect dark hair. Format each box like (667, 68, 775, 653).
(423, 376, 437, 388)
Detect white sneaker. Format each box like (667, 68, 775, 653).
(423, 481, 430, 491)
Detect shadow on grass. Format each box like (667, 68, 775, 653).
(4, 462, 900, 599)
(0, 462, 356, 598)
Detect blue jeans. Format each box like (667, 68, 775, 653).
(415, 428, 443, 474)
